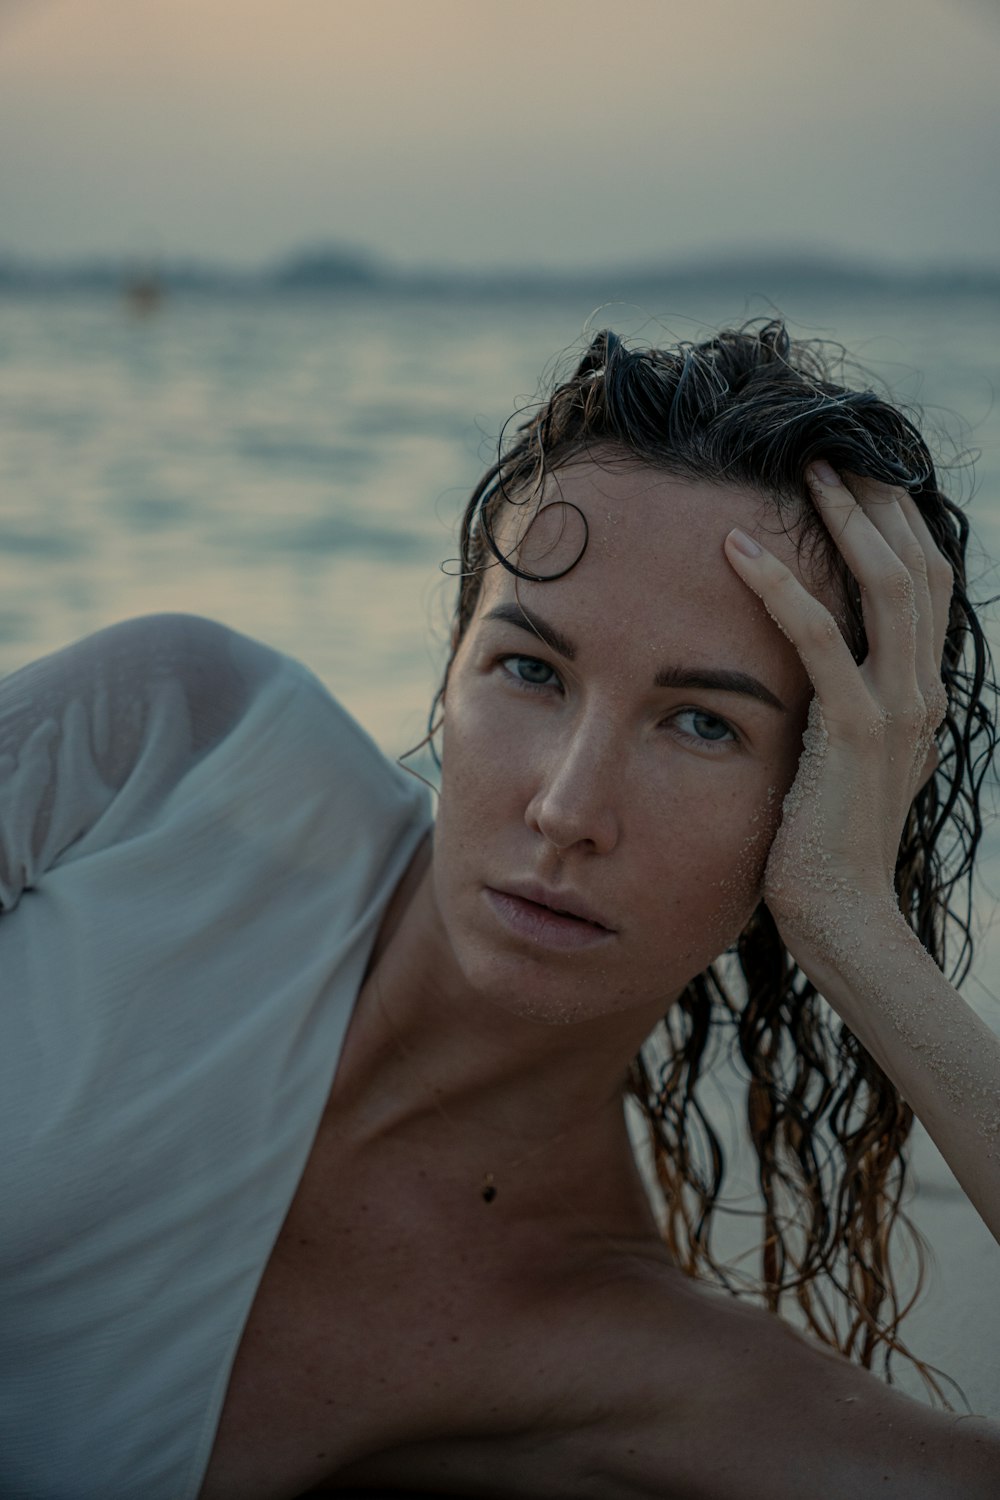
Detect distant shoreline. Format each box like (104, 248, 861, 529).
(1, 248, 998, 300)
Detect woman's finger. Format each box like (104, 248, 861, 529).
(723, 527, 875, 733)
(839, 473, 938, 681)
(805, 464, 920, 706)
(897, 491, 954, 671)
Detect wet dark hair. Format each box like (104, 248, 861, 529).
(432, 320, 996, 1393)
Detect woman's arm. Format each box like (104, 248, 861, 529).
(724, 465, 1000, 1245)
(788, 900, 1000, 1241)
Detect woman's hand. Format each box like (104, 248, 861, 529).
(724, 461, 952, 965)
(723, 465, 1000, 1250)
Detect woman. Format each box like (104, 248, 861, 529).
(1, 321, 998, 1499)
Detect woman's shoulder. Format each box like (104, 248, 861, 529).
(301, 1243, 1000, 1498)
(540, 1255, 1000, 1499)
(1, 611, 282, 726)
(1, 611, 383, 765)
(0, 614, 430, 904)
(105, 614, 434, 845)
(0, 612, 296, 810)
(57, 610, 291, 702)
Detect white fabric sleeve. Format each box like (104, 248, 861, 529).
(0, 614, 286, 913)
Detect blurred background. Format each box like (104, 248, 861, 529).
(1, 0, 998, 1413)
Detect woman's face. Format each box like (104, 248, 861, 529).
(432, 459, 820, 1027)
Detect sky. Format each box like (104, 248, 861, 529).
(1, 0, 998, 272)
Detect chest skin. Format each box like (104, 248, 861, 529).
(195, 853, 1000, 1500)
(196, 1086, 671, 1500)
(195, 827, 680, 1500)
(198, 1097, 1000, 1500)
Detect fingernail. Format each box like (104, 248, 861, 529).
(728, 527, 762, 558)
(810, 460, 840, 487)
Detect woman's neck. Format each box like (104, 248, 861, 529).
(329, 837, 666, 1220)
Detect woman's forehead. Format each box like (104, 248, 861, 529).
(473, 460, 838, 701)
(489, 459, 820, 596)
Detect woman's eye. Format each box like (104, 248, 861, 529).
(501, 655, 558, 690)
(673, 708, 736, 745)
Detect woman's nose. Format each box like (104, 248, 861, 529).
(524, 724, 621, 855)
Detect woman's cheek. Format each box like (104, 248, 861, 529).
(440, 668, 493, 765)
(696, 784, 785, 958)
(438, 689, 539, 866)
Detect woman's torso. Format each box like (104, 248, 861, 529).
(4, 616, 995, 1500)
(200, 1104, 1000, 1500)
(198, 1045, 676, 1500)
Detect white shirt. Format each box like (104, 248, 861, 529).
(0, 614, 432, 1499)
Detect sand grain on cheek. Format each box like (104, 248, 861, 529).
(711, 784, 782, 950)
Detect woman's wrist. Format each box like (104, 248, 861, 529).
(780, 900, 1000, 1245)
(774, 895, 943, 1072)
(774, 888, 910, 1000)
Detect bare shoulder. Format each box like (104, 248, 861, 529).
(556, 1254, 1000, 1500)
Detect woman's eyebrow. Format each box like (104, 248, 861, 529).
(653, 665, 787, 713)
(482, 601, 787, 713)
(483, 602, 577, 660)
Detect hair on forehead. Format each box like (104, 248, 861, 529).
(450, 321, 955, 659)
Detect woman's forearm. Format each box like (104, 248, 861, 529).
(793, 905, 1000, 1247)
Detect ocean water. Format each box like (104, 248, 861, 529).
(2, 286, 999, 740)
(2, 283, 999, 1410)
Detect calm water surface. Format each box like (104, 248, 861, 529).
(2, 287, 998, 740)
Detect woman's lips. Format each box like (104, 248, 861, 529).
(484, 887, 615, 952)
